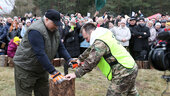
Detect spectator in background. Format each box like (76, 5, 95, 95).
(17, 22, 23, 38)
(2, 17, 13, 54)
(151, 18, 156, 25)
(7, 36, 20, 58)
(155, 22, 163, 35)
(63, 18, 81, 58)
(76, 13, 83, 22)
(79, 33, 89, 54)
(115, 19, 131, 48)
(105, 21, 114, 30)
(21, 19, 31, 38)
(147, 20, 157, 46)
(96, 17, 104, 27)
(115, 15, 121, 26)
(60, 19, 69, 42)
(0, 17, 6, 55)
(0, 17, 3, 32)
(7, 21, 19, 41)
(138, 10, 144, 17)
(155, 15, 161, 23)
(161, 14, 166, 20)
(70, 14, 75, 20)
(161, 20, 166, 28)
(109, 21, 117, 36)
(14, 16, 19, 22)
(128, 17, 137, 58)
(133, 17, 150, 60)
(4, 17, 12, 35)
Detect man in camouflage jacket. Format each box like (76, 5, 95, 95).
(65, 23, 139, 96)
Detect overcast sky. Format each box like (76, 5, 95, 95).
(0, 0, 15, 14)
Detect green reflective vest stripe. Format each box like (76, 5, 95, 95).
(96, 31, 135, 80)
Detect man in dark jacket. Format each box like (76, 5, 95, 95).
(133, 17, 150, 60)
(63, 19, 81, 58)
(128, 17, 137, 58)
(2, 17, 12, 54)
(13, 9, 77, 96)
(0, 18, 6, 55)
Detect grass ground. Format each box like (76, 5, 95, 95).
(0, 67, 170, 96)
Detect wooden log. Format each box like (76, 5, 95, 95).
(8, 57, 14, 67)
(4, 55, 8, 67)
(59, 58, 66, 66)
(53, 58, 61, 67)
(135, 60, 152, 69)
(0, 55, 8, 67)
(49, 78, 75, 96)
(136, 60, 142, 69)
(142, 61, 149, 69)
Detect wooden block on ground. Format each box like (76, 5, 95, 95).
(136, 60, 142, 69)
(8, 57, 14, 67)
(136, 60, 152, 69)
(53, 58, 61, 67)
(52, 58, 67, 67)
(0, 55, 8, 67)
(49, 78, 75, 96)
(142, 61, 150, 69)
(59, 58, 66, 66)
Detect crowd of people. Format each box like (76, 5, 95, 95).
(0, 9, 170, 96)
(0, 11, 170, 61)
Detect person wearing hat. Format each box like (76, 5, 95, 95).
(7, 36, 20, 58)
(157, 21, 170, 63)
(160, 20, 167, 28)
(13, 9, 77, 96)
(133, 17, 150, 60)
(63, 18, 82, 58)
(20, 19, 31, 38)
(155, 22, 163, 34)
(128, 17, 137, 58)
(114, 19, 131, 48)
(7, 36, 20, 66)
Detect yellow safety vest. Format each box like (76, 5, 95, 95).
(96, 31, 135, 80)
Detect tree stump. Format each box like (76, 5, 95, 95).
(52, 58, 61, 67)
(52, 58, 66, 67)
(135, 61, 143, 69)
(135, 60, 152, 69)
(0, 55, 8, 67)
(8, 57, 14, 67)
(142, 61, 150, 69)
(49, 78, 75, 96)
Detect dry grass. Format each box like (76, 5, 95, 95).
(0, 67, 170, 96)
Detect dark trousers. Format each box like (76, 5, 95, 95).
(14, 65, 49, 96)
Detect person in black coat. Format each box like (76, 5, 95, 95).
(7, 21, 20, 41)
(63, 19, 81, 58)
(128, 17, 137, 58)
(133, 17, 150, 60)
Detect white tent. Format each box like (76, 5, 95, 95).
(0, 0, 15, 15)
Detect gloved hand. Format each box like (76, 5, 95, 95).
(69, 60, 78, 69)
(50, 71, 65, 83)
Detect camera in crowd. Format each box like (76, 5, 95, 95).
(148, 31, 170, 71)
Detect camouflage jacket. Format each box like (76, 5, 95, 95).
(75, 40, 138, 79)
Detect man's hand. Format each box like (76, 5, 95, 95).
(65, 73, 76, 80)
(138, 36, 142, 38)
(50, 71, 66, 84)
(69, 59, 81, 68)
(94, 11, 99, 17)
